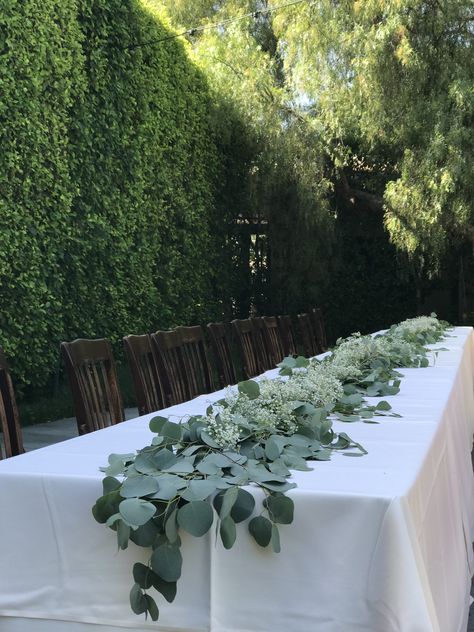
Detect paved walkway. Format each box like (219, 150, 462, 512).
(21, 408, 138, 451)
(12, 415, 474, 630)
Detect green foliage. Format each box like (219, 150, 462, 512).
(0, 0, 244, 392)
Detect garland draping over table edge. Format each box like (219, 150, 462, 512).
(92, 314, 451, 621)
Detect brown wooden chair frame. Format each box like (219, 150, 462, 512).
(61, 338, 124, 435)
(262, 316, 285, 367)
(123, 334, 165, 416)
(0, 347, 24, 458)
(297, 313, 320, 358)
(207, 322, 237, 388)
(277, 315, 298, 357)
(231, 318, 263, 380)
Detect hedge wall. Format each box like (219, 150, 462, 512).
(0, 0, 239, 392)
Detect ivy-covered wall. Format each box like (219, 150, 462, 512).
(0, 0, 240, 392)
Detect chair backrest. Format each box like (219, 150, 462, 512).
(277, 315, 298, 357)
(123, 334, 165, 416)
(175, 326, 214, 399)
(262, 316, 285, 367)
(151, 330, 188, 406)
(231, 318, 263, 379)
(207, 322, 237, 388)
(60, 338, 124, 435)
(0, 347, 24, 459)
(310, 307, 328, 352)
(297, 313, 320, 358)
(250, 317, 273, 372)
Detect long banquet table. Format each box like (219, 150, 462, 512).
(0, 327, 473, 632)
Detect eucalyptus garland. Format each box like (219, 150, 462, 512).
(92, 314, 451, 621)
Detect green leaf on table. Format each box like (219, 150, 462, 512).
(149, 416, 168, 434)
(92, 490, 122, 524)
(130, 519, 160, 547)
(102, 476, 121, 495)
(375, 400, 392, 411)
(181, 479, 219, 502)
(163, 458, 195, 474)
(152, 449, 178, 470)
(220, 516, 237, 549)
(271, 524, 281, 553)
(259, 480, 297, 493)
(238, 380, 260, 399)
(165, 507, 179, 543)
(214, 487, 255, 522)
(130, 583, 147, 615)
(249, 516, 272, 547)
(133, 562, 153, 589)
(215, 486, 239, 519)
(177, 501, 214, 537)
(119, 498, 156, 526)
(264, 494, 294, 524)
(265, 437, 280, 461)
(161, 421, 182, 444)
(150, 572, 177, 603)
(117, 520, 131, 550)
(144, 595, 159, 621)
(151, 543, 182, 582)
(150, 474, 186, 501)
(120, 475, 160, 498)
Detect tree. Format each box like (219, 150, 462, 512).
(157, 0, 473, 275)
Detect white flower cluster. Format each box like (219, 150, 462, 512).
(328, 333, 384, 376)
(205, 406, 241, 449)
(206, 365, 344, 445)
(392, 315, 442, 337)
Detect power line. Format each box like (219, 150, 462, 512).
(124, 0, 311, 50)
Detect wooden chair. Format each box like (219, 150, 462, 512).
(152, 327, 213, 405)
(297, 313, 320, 358)
(207, 322, 237, 388)
(0, 347, 24, 458)
(277, 315, 298, 357)
(311, 307, 328, 352)
(60, 338, 124, 435)
(262, 316, 285, 367)
(251, 317, 274, 372)
(176, 326, 214, 399)
(231, 318, 264, 379)
(123, 334, 165, 416)
(151, 330, 188, 406)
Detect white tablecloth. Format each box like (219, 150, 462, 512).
(0, 327, 473, 632)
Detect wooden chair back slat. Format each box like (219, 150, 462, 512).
(207, 322, 237, 388)
(60, 338, 124, 435)
(277, 315, 298, 356)
(0, 347, 23, 459)
(311, 307, 328, 352)
(251, 317, 273, 371)
(151, 330, 189, 406)
(176, 326, 213, 400)
(123, 334, 165, 415)
(262, 316, 285, 367)
(231, 318, 263, 379)
(297, 313, 320, 358)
